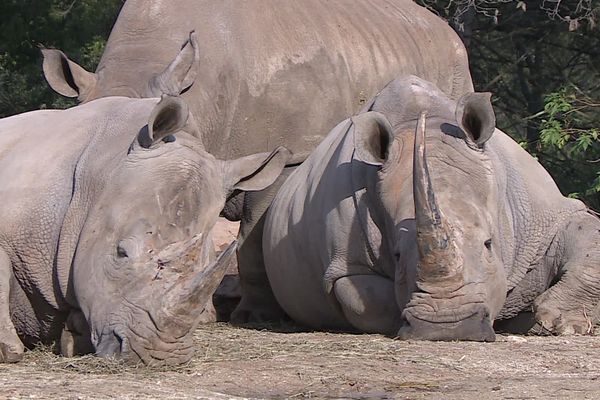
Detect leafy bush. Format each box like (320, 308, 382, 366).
(0, 0, 123, 117)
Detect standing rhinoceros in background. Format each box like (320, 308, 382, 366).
(40, 0, 477, 322)
(0, 95, 288, 364)
(262, 75, 600, 340)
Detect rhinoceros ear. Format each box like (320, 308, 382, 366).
(149, 31, 200, 96)
(353, 112, 395, 166)
(138, 95, 190, 148)
(224, 147, 292, 193)
(41, 49, 97, 101)
(455, 92, 496, 147)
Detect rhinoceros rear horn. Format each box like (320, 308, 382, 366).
(160, 240, 237, 326)
(41, 48, 97, 101)
(149, 31, 200, 96)
(455, 92, 496, 147)
(413, 112, 458, 282)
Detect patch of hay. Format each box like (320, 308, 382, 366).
(190, 323, 406, 365)
(16, 323, 410, 375)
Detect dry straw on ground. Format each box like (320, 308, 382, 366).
(4, 323, 600, 399)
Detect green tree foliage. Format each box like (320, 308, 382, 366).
(0, 0, 123, 116)
(537, 88, 600, 203)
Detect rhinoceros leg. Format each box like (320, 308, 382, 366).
(533, 272, 600, 335)
(0, 250, 24, 363)
(231, 167, 295, 324)
(333, 275, 401, 336)
(532, 214, 600, 335)
(59, 309, 94, 357)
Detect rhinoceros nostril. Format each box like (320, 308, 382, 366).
(484, 238, 492, 250)
(483, 309, 491, 320)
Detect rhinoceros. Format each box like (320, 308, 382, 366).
(0, 95, 288, 364)
(262, 75, 600, 340)
(40, 0, 476, 322)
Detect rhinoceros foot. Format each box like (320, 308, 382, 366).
(230, 299, 288, 325)
(0, 334, 24, 363)
(532, 297, 594, 336)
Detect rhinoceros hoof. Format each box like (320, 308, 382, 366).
(230, 305, 286, 325)
(0, 338, 24, 363)
(533, 304, 593, 335)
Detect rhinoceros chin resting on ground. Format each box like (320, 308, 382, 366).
(262, 76, 600, 340)
(0, 95, 288, 364)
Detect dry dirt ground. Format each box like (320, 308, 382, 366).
(2, 220, 600, 399)
(1, 325, 600, 400)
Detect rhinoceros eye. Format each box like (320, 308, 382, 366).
(116, 244, 129, 259)
(116, 238, 144, 260)
(484, 238, 492, 250)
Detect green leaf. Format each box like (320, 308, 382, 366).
(575, 133, 593, 152)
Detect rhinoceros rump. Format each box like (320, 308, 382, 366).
(0, 95, 289, 364)
(263, 76, 600, 340)
(41, 0, 476, 322)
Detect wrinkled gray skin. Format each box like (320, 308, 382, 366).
(41, 0, 475, 322)
(0, 95, 289, 364)
(263, 76, 600, 340)
(43, 0, 473, 159)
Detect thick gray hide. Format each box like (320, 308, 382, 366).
(45, 0, 473, 160)
(263, 76, 600, 339)
(0, 96, 288, 364)
(41, 0, 479, 323)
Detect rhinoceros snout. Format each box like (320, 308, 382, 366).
(397, 305, 496, 342)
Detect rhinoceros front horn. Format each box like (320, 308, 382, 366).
(160, 240, 237, 327)
(413, 112, 459, 283)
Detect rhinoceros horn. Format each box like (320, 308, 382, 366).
(413, 112, 460, 283)
(159, 239, 237, 327)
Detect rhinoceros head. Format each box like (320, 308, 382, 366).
(42, 31, 199, 103)
(62, 96, 289, 364)
(353, 76, 506, 342)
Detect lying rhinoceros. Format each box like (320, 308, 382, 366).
(40, 0, 476, 322)
(0, 95, 288, 364)
(262, 76, 600, 340)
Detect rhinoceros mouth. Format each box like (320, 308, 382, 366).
(398, 302, 495, 342)
(120, 326, 196, 365)
(95, 303, 197, 365)
(398, 284, 495, 342)
(401, 302, 488, 324)
(401, 281, 490, 324)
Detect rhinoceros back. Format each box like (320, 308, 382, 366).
(94, 0, 473, 160)
(0, 109, 94, 268)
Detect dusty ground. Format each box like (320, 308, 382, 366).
(2, 220, 599, 399)
(1, 324, 599, 399)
